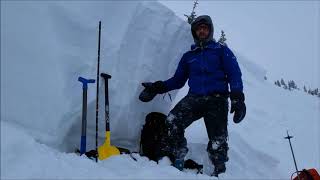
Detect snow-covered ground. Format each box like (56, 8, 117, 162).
(1, 1, 319, 179)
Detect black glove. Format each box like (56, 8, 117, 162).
(139, 81, 167, 102)
(230, 92, 246, 123)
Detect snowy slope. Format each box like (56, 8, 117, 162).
(1, 1, 319, 179)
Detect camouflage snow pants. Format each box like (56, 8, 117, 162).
(164, 93, 229, 166)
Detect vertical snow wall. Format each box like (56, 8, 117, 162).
(1, 1, 192, 151)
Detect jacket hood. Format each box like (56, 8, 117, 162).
(191, 15, 214, 46)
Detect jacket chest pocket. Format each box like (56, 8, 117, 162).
(186, 57, 202, 75)
(205, 53, 222, 73)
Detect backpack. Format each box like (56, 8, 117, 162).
(140, 112, 169, 162)
(140, 112, 168, 162)
(292, 169, 320, 180)
(139, 112, 204, 173)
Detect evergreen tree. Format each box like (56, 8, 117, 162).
(287, 80, 298, 91)
(288, 80, 292, 90)
(303, 85, 307, 92)
(218, 30, 227, 46)
(292, 80, 298, 89)
(312, 89, 316, 95)
(281, 78, 288, 89)
(280, 78, 285, 86)
(308, 88, 316, 96)
(314, 88, 319, 95)
(184, 0, 199, 24)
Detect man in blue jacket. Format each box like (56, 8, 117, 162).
(139, 15, 246, 176)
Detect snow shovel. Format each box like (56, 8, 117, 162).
(98, 73, 120, 160)
(78, 77, 95, 155)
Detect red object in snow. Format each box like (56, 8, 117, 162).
(292, 168, 320, 180)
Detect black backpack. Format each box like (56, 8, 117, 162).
(140, 112, 169, 162)
(139, 112, 204, 174)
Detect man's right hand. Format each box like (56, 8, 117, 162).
(139, 81, 167, 102)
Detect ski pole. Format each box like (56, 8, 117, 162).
(285, 130, 300, 180)
(95, 21, 102, 162)
(78, 77, 95, 155)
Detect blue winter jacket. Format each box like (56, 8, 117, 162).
(163, 40, 243, 95)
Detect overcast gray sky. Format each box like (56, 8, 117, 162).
(160, 1, 320, 88)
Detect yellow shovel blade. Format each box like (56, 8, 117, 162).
(98, 131, 120, 160)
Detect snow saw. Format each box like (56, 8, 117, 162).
(98, 73, 120, 160)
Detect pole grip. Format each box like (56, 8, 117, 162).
(101, 73, 111, 80)
(78, 77, 95, 89)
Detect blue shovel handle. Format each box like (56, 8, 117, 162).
(78, 77, 95, 89)
(78, 76, 95, 155)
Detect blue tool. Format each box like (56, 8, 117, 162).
(78, 76, 95, 155)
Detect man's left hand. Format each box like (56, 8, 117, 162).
(230, 92, 246, 123)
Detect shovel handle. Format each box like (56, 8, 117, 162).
(78, 76, 95, 155)
(101, 73, 111, 132)
(78, 77, 95, 89)
(98, 73, 121, 160)
(101, 73, 111, 80)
